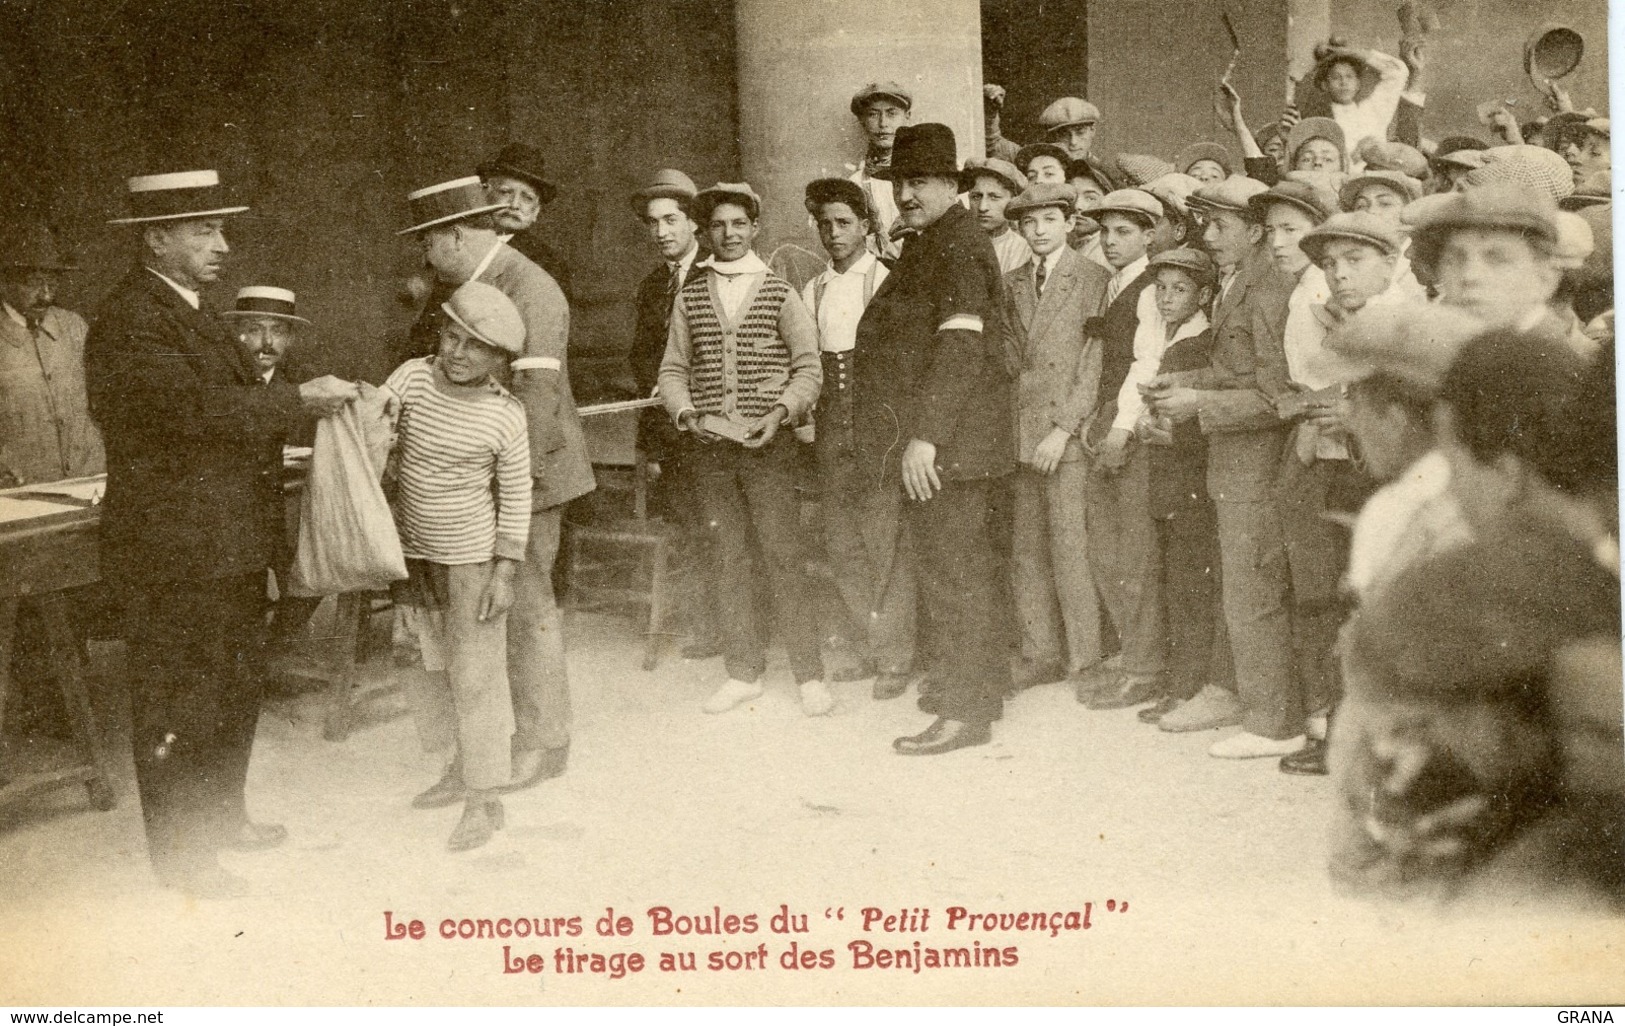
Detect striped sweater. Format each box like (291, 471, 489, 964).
(383, 357, 532, 565)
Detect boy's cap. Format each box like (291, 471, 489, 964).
(1300, 211, 1404, 263)
(1006, 182, 1079, 221)
(1249, 178, 1340, 224)
(1148, 246, 1218, 286)
(1015, 142, 1072, 174)
(1324, 301, 1484, 391)
(1174, 142, 1235, 177)
(1039, 97, 1101, 132)
(1091, 189, 1163, 227)
(1189, 175, 1270, 215)
(958, 157, 1027, 196)
(1355, 139, 1429, 179)
(1338, 169, 1424, 211)
(1113, 152, 1177, 187)
(850, 81, 912, 117)
(804, 177, 871, 220)
(1464, 145, 1575, 201)
(442, 280, 526, 356)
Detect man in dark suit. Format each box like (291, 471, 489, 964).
(853, 124, 1015, 755)
(478, 142, 573, 301)
(86, 170, 357, 898)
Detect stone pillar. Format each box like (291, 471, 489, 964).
(733, 0, 983, 271)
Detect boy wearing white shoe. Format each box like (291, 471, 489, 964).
(659, 183, 830, 717)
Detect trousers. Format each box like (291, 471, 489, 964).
(126, 572, 267, 879)
(1156, 501, 1233, 702)
(508, 508, 570, 754)
(1084, 447, 1164, 677)
(1012, 461, 1101, 672)
(819, 453, 916, 675)
(1213, 496, 1298, 739)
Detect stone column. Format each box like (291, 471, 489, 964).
(733, 0, 983, 270)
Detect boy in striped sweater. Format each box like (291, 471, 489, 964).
(383, 281, 532, 852)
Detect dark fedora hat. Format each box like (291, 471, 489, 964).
(477, 143, 558, 205)
(873, 123, 960, 182)
(1, 222, 78, 271)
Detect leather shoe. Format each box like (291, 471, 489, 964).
(221, 821, 287, 851)
(1072, 656, 1121, 704)
(1279, 737, 1328, 776)
(412, 768, 464, 809)
(1137, 695, 1182, 724)
(502, 743, 569, 793)
(893, 717, 991, 756)
(1086, 673, 1164, 711)
(831, 659, 876, 683)
(1009, 659, 1066, 691)
(873, 671, 909, 701)
(448, 797, 505, 853)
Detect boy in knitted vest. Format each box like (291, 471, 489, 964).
(658, 183, 828, 716)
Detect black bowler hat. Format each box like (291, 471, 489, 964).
(872, 123, 960, 182)
(477, 143, 558, 205)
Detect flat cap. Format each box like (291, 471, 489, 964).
(1189, 175, 1271, 216)
(1068, 158, 1118, 193)
(1091, 188, 1163, 227)
(1409, 184, 1561, 262)
(1015, 142, 1072, 175)
(1286, 117, 1346, 166)
(1006, 182, 1078, 221)
(1113, 152, 1178, 187)
(1324, 301, 1485, 391)
(1039, 97, 1101, 132)
(1144, 172, 1202, 215)
(959, 157, 1027, 196)
(1250, 178, 1340, 224)
(1174, 142, 1235, 178)
(1465, 145, 1575, 201)
(442, 280, 526, 356)
(1148, 246, 1218, 287)
(1355, 139, 1429, 179)
(630, 168, 699, 213)
(804, 177, 871, 220)
(1301, 211, 1404, 263)
(1339, 169, 1424, 211)
(693, 182, 763, 222)
(851, 81, 912, 117)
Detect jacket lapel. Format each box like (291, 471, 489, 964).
(1032, 248, 1079, 341)
(142, 270, 257, 384)
(1012, 264, 1037, 333)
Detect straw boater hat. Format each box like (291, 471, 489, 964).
(221, 286, 311, 326)
(107, 169, 249, 226)
(398, 176, 509, 235)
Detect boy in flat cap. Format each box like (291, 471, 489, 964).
(849, 81, 912, 259)
(1039, 96, 1110, 184)
(961, 157, 1033, 274)
(1002, 182, 1111, 694)
(385, 280, 531, 853)
(659, 183, 828, 717)
(801, 177, 911, 700)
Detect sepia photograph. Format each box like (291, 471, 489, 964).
(0, 0, 1620, 1008)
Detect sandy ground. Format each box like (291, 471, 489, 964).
(2, 607, 1622, 1007)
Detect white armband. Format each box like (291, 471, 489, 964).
(938, 314, 983, 333)
(512, 356, 561, 372)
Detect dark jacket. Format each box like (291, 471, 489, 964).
(852, 203, 1013, 483)
(85, 267, 301, 591)
(1084, 268, 1155, 446)
(1146, 325, 1215, 519)
(629, 259, 696, 459)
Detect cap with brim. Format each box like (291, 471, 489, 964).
(1039, 97, 1101, 133)
(1144, 172, 1202, 215)
(1249, 179, 1339, 224)
(477, 143, 558, 205)
(850, 81, 913, 117)
(1189, 175, 1271, 216)
(441, 280, 525, 356)
(1111, 152, 1176, 188)
(1175, 142, 1234, 177)
(1357, 139, 1429, 178)
(1408, 184, 1560, 265)
(1005, 182, 1078, 221)
(399, 176, 509, 235)
(1286, 117, 1347, 168)
(1301, 211, 1403, 263)
(1, 223, 78, 271)
(1464, 144, 1574, 201)
(221, 286, 311, 326)
(1433, 149, 1486, 172)
(1015, 142, 1072, 176)
(1091, 189, 1162, 228)
(108, 170, 249, 226)
(1323, 301, 1485, 391)
(805, 177, 871, 220)
(630, 168, 699, 214)
(1148, 246, 1217, 287)
(959, 158, 1026, 196)
(692, 182, 763, 223)
(1339, 170, 1423, 211)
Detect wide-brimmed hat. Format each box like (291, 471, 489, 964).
(477, 143, 558, 205)
(850, 81, 913, 117)
(1286, 117, 1347, 168)
(1339, 170, 1424, 210)
(220, 286, 311, 326)
(1039, 97, 1101, 134)
(0, 222, 78, 271)
(398, 176, 509, 235)
(630, 168, 699, 215)
(107, 169, 249, 226)
(1174, 142, 1234, 178)
(1005, 183, 1078, 221)
(692, 182, 763, 223)
(804, 177, 872, 220)
(1091, 189, 1163, 228)
(872, 124, 959, 182)
(441, 280, 525, 356)
(959, 157, 1026, 195)
(1301, 211, 1404, 263)
(1249, 178, 1339, 224)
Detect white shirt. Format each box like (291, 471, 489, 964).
(669, 241, 700, 285)
(800, 252, 888, 353)
(990, 229, 1034, 276)
(1346, 450, 1471, 601)
(849, 165, 900, 258)
(1330, 49, 1410, 172)
(146, 267, 199, 310)
(1105, 254, 1148, 308)
(1112, 294, 1210, 433)
(698, 251, 770, 321)
(1282, 265, 1335, 390)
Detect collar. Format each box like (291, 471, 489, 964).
(4, 302, 27, 329)
(700, 251, 769, 277)
(817, 251, 878, 285)
(1113, 254, 1148, 285)
(146, 266, 200, 309)
(863, 152, 892, 177)
(668, 241, 699, 275)
(472, 237, 506, 282)
(1165, 308, 1211, 344)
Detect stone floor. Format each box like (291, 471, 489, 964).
(2, 606, 1621, 1006)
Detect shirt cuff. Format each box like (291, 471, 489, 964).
(494, 537, 529, 563)
(673, 405, 696, 429)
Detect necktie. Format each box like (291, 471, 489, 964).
(1104, 273, 1122, 308)
(1034, 261, 1047, 296)
(666, 263, 682, 299)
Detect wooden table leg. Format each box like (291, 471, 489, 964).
(36, 593, 116, 810)
(323, 593, 364, 742)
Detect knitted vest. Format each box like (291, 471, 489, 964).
(680, 271, 794, 421)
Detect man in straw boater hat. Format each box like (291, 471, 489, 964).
(398, 175, 594, 797)
(850, 123, 1013, 754)
(220, 285, 310, 384)
(85, 169, 360, 898)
